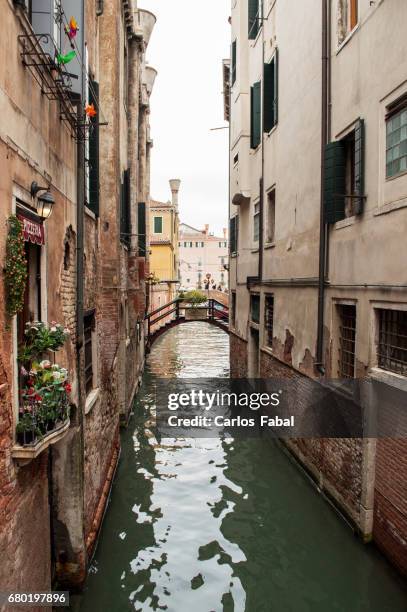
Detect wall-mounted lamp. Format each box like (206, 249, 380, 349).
(30, 181, 55, 220)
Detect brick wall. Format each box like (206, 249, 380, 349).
(230, 331, 248, 378)
(258, 349, 365, 528)
(374, 438, 407, 577)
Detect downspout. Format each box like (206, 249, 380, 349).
(259, 7, 265, 282)
(76, 102, 85, 395)
(316, 0, 329, 374)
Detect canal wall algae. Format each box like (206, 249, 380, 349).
(77, 324, 406, 612)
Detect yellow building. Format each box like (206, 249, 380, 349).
(149, 179, 180, 314)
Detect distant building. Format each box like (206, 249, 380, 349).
(179, 224, 228, 290)
(149, 180, 180, 318)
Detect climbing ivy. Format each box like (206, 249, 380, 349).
(4, 215, 27, 318)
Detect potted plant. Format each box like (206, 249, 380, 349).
(181, 289, 208, 320)
(16, 411, 41, 446)
(19, 321, 69, 365)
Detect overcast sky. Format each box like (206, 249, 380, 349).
(145, 0, 230, 236)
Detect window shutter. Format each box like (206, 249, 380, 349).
(248, 0, 259, 39)
(353, 118, 365, 215)
(251, 81, 261, 149)
(263, 61, 274, 132)
(231, 40, 237, 85)
(88, 80, 99, 216)
(273, 48, 279, 125)
(324, 141, 346, 224)
(124, 169, 131, 245)
(230, 216, 238, 254)
(138, 202, 146, 256)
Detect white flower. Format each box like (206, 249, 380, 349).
(52, 371, 62, 380)
(39, 360, 52, 369)
(64, 328, 70, 335)
(50, 326, 57, 332)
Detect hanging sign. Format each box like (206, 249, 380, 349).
(17, 214, 45, 245)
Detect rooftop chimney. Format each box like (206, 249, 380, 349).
(204, 224, 209, 235)
(223, 228, 227, 239)
(169, 179, 181, 209)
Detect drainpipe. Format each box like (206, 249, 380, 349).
(76, 101, 85, 388)
(316, 0, 329, 375)
(259, 8, 265, 283)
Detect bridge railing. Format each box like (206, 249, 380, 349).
(145, 297, 229, 340)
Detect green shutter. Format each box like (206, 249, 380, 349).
(251, 81, 261, 149)
(88, 79, 99, 216)
(138, 202, 146, 256)
(273, 47, 279, 125)
(230, 216, 238, 253)
(248, 0, 259, 39)
(264, 51, 278, 132)
(354, 118, 365, 215)
(263, 61, 274, 132)
(154, 216, 163, 233)
(232, 40, 237, 85)
(324, 141, 346, 224)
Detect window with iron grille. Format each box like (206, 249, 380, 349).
(377, 309, 407, 375)
(84, 311, 95, 395)
(265, 295, 274, 347)
(337, 305, 356, 378)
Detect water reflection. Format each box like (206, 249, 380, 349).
(78, 323, 406, 612)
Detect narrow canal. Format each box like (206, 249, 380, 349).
(77, 323, 406, 612)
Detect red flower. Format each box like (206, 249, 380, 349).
(27, 388, 34, 395)
(64, 383, 72, 393)
(34, 394, 42, 402)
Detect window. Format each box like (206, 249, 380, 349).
(84, 311, 96, 395)
(17, 241, 41, 346)
(338, 0, 358, 45)
(231, 291, 236, 327)
(253, 203, 260, 242)
(87, 79, 100, 216)
(251, 294, 260, 324)
(266, 189, 275, 243)
(154, 216, 163, 234)
(264, 51, 278, 132)
(386, 98, 407, 178)
(230, 216, 239, 254)
(377, 309, 407, 375)
(337, 305, 356, 378)
(324, 118, 365, 223)
(265, 295, 274, 347)
(248, 0, 261, 40)
(250, 81, 261, 149)
(231, 40, 237, 85)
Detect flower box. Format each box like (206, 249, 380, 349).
(12, 418, 70, 463)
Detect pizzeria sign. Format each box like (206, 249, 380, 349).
(17, 213, 45, 245)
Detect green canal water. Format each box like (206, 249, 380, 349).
(77, 323, 406, 612)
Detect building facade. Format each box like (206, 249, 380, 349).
(179, 224, 228, 291)
(226, 0, 407, 576)
(0, 0, 155, 595)
(149, 180, 180, 318)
